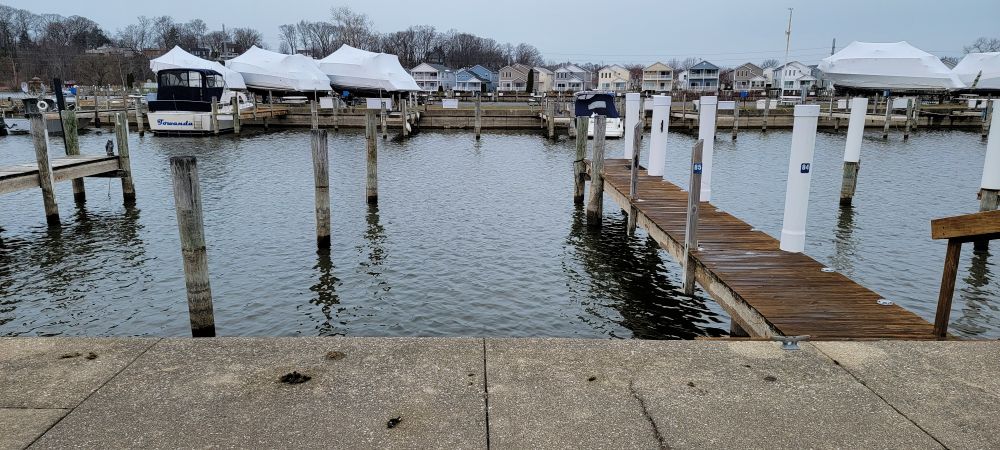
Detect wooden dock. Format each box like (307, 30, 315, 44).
(592, 158, 937, 339)
(240, 105, 289, 120)
(0, 155, 121, 195)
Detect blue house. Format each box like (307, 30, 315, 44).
(468, 65, 498, 91)
(687, 61, 720, 92)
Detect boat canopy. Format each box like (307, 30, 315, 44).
(148, 68, 225, 113)
(226, 46, 332, 92)
(317, 45, 420, 92)
(574, 91, 620, 118)
(150, 46, 247, 90)
(818, 41, 965, 91)
(952, 53, 1000, 91)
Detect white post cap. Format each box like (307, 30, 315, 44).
(794, 104, 821, 117)
(700, 95, 718, 105)
(653, 95, 672, 106)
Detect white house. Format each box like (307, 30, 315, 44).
(553, 64, 592, 92)
(598, 65, 630, 92)
(533, 66, 553, 93)
(772, 61, 817, 96)
(642, 62, 674, 92)
(410, 62, 456, 91)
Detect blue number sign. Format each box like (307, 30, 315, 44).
(693, 162, 703, 174)
(800, 163, 811, 173)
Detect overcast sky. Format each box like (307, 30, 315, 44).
(5, 0, 997, 65)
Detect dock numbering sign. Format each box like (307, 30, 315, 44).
(442, 99, 459, 109)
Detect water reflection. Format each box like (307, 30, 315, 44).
(830, 206, 858, 276)
(309, 248, 343, 336)
(565, 209, 727, 339)
(358, 205, 390, 297)
(955, 249, 996, 336)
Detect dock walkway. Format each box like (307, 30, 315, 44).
(2, 337, 997, 448)
(596, 159, 937, 339)
(0, 155, 120, 195)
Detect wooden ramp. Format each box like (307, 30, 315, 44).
(240, 105, 289, 120)
(595, 159, 937, 339)
(0, 155, 121, 195)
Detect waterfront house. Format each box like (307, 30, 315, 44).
(732, 63, 767, 91)
(598, 65, 631, 92)
(410, 62, 456, 91)
(498, 63, 532, 92)
(641, 62, 674, 92)
(772, 61, 817, 96)
(553, 64, 592, 92)
(687, 61, 720, 92)
(454, 68, 489, 93)
(533, 67, 554, 93)
(468, 65, 498, 91)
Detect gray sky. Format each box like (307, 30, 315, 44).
(6, 0, 997, 65)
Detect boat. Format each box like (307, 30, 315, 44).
(147, 68, 252, 135)
(574, 90, 624, 139)
(317, 44, 420, 93)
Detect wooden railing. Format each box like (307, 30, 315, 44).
(930, 209, 1000, 338)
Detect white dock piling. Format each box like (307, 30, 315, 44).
(648, 95, 671, 177)
(840, 97, 868, 206)
(697, 96, 718, 201)
(780, 105, 821, 253)
(623, 93, 641, 159)
(976, 99, 1000, 250)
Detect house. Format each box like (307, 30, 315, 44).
(498, 63, 532, 92)
(732, 63, 767, 91)
(553, 64, 592, 92)
(533, 67, 553, 93)
(468, 65, 498, 91)
(410, 62, 457, 91)
(642, 62, 674, 92)
(809, 64, 833, 90)
(687, 61, 720, 92)
(772, 61, 817, 96)
(676, 70, 689, 89)
(454, 68, 489, 93)
(598, 65, 631, 92)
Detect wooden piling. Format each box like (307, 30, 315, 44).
(310, 100, 319, 130)
(627, 122, 642, 236)
(114, 112, 136, 205)
(933, 239, 961, 338)
(573, 116, 589, 205)
(29, 113, 60, 226)
(761, 97, 771, 132)
(232, 96, 241, 135)
(475, 94, 482, 140)
(93, 88, 101, 127)
(882, 96, 892, 139)
(975, 191, 999, 251)
(903, 98, 913, 140)
(586, 115, 607, 228)
(333, 97, 340, 131)
(401, 97, 409, 137)
(380, 102, 388, 139)
(840, 162, 860, 206)
(912, 98, 921, 130)
(311, 129, 331, 248)
(211, 97, 219, 135)
(731, 99, 740, 140)
(682, 140, 705, 295)
(61, 109, 86, 203)
(984, 100, 994, 140)
(366, 110, 378, 204)
(546, 100, 555, 139)
(169, 156, 217, 338)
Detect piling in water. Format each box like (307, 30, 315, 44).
(586, 116, 607, 228)
(29, 113, 60, 226)
(697, 96, 718, 202)
(976, 99, 1000, 250)
(169, 156, 216, 338)
(623, 93, 640, 159)
(61, 109, 86, 203)
(840, 97, 868, 207)
(366, 110, 379, 204)
(311, 129, 331, 248)
(573, 116, 589, 205)
(647, 95, 671, 177)
(780, 105, 821, 253)
(114, 112, 136, 205)
(682, 140, 705, 295)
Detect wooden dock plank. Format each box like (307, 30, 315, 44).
(594, 158, 937, 340)
(0, 155, 120, 195)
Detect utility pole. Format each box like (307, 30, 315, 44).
(780, 8, 793, 99)
(831, 38, 837, 56)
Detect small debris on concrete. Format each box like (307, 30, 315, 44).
(59, 352, 82, 359)
(279, 371, 311, 384)
(763, 375, 778, 382)
(467, 373, 475, 377)
(687, 381, 696, 387)
(587, 376, 597, 382)
(743, 364, 752, 368)
(85, 352, 98, 360)
(325, 351, 346, 360)
(386, 416, 402, 429)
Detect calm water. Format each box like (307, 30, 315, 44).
(0, 126, 996, 338)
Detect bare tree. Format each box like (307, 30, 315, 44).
(330, 6, 377, 50)
(760, 58, 779, 69)
(940, 56, 960, 69)
(231, 27, 263, 53)
(296, 20, 337, 56)
(513, 43, 542, 66)
(203, 30, 230, 58)
(279, 24, 298, 54)
(964, 37, 1000, 53)
(115, 16, 151, 52)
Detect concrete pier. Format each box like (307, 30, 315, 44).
(2, 337, 998, 448)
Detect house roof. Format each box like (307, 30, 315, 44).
(456, 68, 489, 82)
(412, 62, 453, 73)
(534, 66, 553, 75)
(556, 64, 587, 73)
(734, 62, 763, 74)
(600, 64, 627, 72)
(690, 61, 719, 70)
(644, 62, 674, 71)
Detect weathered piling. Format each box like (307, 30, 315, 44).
(731, 99, 740, 140)
(912, 98, 921, 130)
(903, 98, 913, 140)
(311, 129, 331, 248)
(333, 97, 340, 131)
(882, 96, 892, 139)
(29, 113, 60, 226)
(169, 156, 217, 338)
(380, 102, 388, 139)
(366, 110, 379, 204)
(546, 100, 555, 139)
(401, 97, 409, 137)
(761, 96, 771, 132)
(647, 95, 671, 177)
(211, 97, 220, 135)
(976, 99, 1000, 250)
(682, 140, 705, 295)
(135, 99, 145, 137)
(840, 97, 868, 207)
(310, 100, 319, 130)
(61, 109, 86, 203)
(984, 100, 994, 140)
(114, 112, 136, 205)
(474, 94, 482, 140)
(626, 122, 642, 236)
(232, 96, 241, 135)
(586, 115, 607, 228)
(623, 93, 640, 159)
(697, 96, 718, 201)
(780, 105, 821, 253)
(573, 116, 589, 205)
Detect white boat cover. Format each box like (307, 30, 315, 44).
(952, 53, 1000, 90)
(226, 46, 331, 92)
(819, 41, 965, 90)
(317, 45, 420, 92)
(149, 46, 247, 90)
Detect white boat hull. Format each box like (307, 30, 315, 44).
(148, 112, 234, 134)
(587, 116, 624, 139)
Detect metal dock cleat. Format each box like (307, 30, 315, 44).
(772, 335, 810, 350)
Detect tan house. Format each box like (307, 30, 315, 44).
(641, 62, 674, 92)
(498, 63, 532, 92)
(533, 66, 553, 93)
(598, 65, 630, 92)
(732, 63, 767, 91)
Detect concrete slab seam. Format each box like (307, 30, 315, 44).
(28, 337, 163, 447)
(809, 343, 948, 449)
(482, 338, 491, 450)
(628, 379, 670, 449)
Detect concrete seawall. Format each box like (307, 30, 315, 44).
(2, 337, 997, 448)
